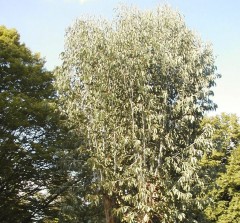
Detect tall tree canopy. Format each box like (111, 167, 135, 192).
(0, 25, 68, 223)
(55, 6, 218, 223)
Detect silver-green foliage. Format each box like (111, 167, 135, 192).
(55, 6, 218, 223)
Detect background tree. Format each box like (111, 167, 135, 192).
(205, 145, 240, 223)
(0, 25, 68, 223)
(55, 6, 218, 223)
(201, 113, 240, 177)
(201, 113, 240, 222)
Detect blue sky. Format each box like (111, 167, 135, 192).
(1, 0, 240, 116)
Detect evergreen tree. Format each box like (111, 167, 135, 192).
(55, 6, 218, 223)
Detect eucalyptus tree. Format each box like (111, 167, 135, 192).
(55, 6, 218, 223)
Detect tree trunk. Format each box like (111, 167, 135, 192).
(103, 195, 115, 223)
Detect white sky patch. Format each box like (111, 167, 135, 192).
(64, 0, 93, 4)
